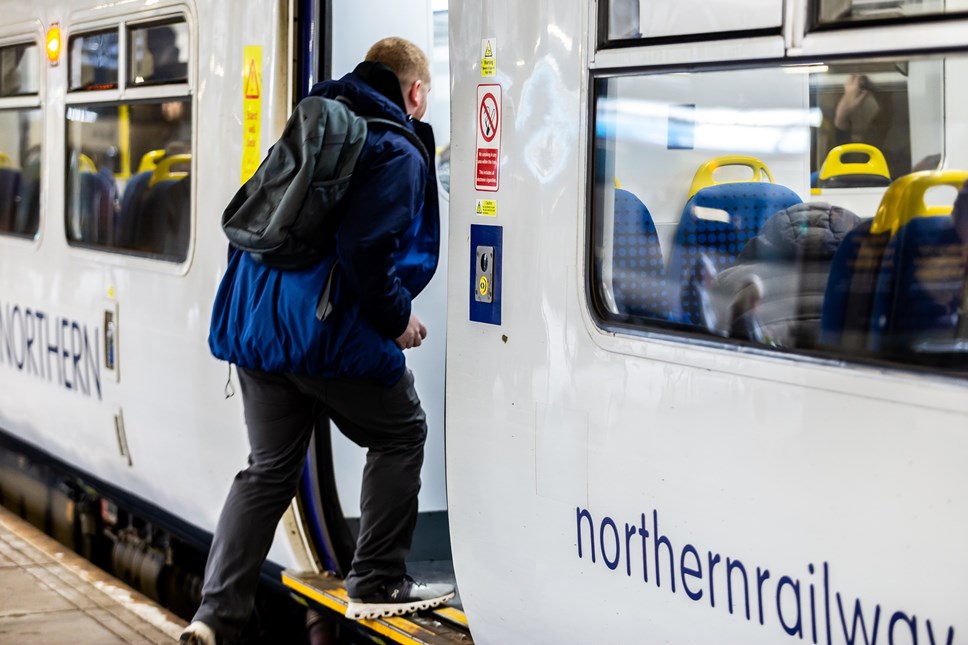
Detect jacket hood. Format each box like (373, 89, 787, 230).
(742, 202, 861, 261)
(308, 62, 409, 125)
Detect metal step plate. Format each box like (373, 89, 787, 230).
(282, 570, 473, 645)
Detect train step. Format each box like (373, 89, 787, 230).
(282, 569, 473, 644)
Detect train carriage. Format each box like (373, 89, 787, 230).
(0, 0, 967, 642)
(444, 0, 968, 642)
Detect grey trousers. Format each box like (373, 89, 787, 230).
(193, 367, 426, 642)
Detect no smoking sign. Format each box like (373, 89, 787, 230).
(475, 84, 501, 192)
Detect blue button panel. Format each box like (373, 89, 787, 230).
(469, 224, 502, 325)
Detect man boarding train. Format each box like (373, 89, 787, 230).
(181, 36, 453, 645)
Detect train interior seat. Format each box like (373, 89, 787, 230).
(817, 143, 892, 189)
(74, 171, 117, 245)
(0, 165, 23, 232)
(16, 169, 40, 236)
(667, 156, 802, 324)
(867, 173, 968, 353)
(119, 152, 190, 259)
(118, 170, 155, 248)
(611, 188, 670, 318)
(143, 176, 190, 260)
(818, 171, 963, 352)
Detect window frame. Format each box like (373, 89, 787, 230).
(63, 11, 194, 266)
(0, 30, 44, 244)
(584, 43, 968, 382)
(597, 0, 785, 51)
(807, 0, 968, 33)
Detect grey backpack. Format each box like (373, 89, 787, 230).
(221, 96, 427, 269)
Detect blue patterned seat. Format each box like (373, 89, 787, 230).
(0, 167, 22, 232)
(667, 182, 802, 324)
(818, 219, 891, 351)
(611, 189, 670, 319)
(868, 182, 967, 353)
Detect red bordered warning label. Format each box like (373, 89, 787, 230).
(475, 84, 501, 192)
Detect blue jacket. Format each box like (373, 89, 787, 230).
(208, 66, 439, 386)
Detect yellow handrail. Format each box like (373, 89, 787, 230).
(870, 170, 968, 236)
(687, 155, 774, 200)
(818, 143, 890, 181)
(149, 153, 191, 188)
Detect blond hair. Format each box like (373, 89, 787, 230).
(365, 37, 430, 90)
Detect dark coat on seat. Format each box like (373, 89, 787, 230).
(711, 202, 860, 348)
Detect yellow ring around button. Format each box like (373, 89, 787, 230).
(478, 276, 489, 296)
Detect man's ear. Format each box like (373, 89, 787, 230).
(410, 80, 424, 109)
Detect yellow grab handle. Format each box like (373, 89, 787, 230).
(149, 154, 191, 188)
(78, 153, 97, 173)
(818, 143, 890, 181)
(0, 152, 12, 169)
(870, 170, 968, 235)
(137, 149, 167, 174)
(687, 156, 774, 200)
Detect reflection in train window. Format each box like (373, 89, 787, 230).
(591, 54, 967, 375)
(0, 42, 39, 96)
(128, 20, 189, 86)
(65, 100, 192, 261)
(0, 108, 41, 238)
(69, 30, 120, 91)
(810, 60, 943, 183)
(816, 0, 968, 25)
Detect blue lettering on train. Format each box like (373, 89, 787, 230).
(0, 300, 101, 401)
(576, 505, 955, 645)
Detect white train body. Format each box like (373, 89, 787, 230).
(445, 0, 968, 643)
(0, 0, 448, 574)
(2, 0, 968, 642)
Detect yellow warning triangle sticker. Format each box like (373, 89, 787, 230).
(244, 60, 261, 99)
(484, 41, 493, 58)
(477, 202, 483, 214)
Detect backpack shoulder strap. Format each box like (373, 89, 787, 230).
(364, 117, 431, 169)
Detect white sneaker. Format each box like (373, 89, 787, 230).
(179, 621, 217, 645)
(346, 575, 456, 620)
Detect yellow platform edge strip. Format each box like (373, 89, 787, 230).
(281, 574, 435, 644)
(432, 605, 469, 627)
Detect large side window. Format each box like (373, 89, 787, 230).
(0, 41, 41, 239)
(65, 19, 192, 262)
(590, 53, 966, 375)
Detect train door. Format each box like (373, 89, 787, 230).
(289, 0, 456, 581)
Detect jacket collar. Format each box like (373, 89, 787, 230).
(308, 62, 410, 125)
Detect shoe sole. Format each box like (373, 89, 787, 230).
(345, 592, 456, 620)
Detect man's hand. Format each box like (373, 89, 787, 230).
(834, 74, 870, 131)
(395, 313, 428, 350)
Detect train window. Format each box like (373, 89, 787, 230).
(604, 0, 782, 42)
(0, 108, 41, 238)
(128, 20, 189, 86)
(815, 0, 968, 26)
(591, 53, 967, 375)
(69, 30, 120, 91)
(65, 100, 192, 261)
(0, 42, 39, 96)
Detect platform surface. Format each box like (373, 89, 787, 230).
(0, 505, 186, 644)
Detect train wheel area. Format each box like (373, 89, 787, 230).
(0, 503, 186, 643)
(282, 569, 472, 645)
